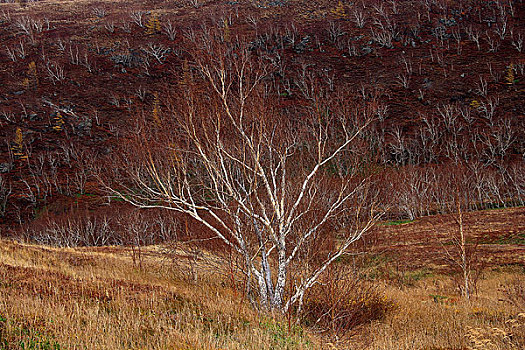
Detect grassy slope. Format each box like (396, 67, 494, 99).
(0, 241, 314, 349)
(1, 209, 524, 349)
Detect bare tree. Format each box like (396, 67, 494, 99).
(130, 10, 145, 27)
(441, 173, 483, 301)
(0, 175, 11, 218)
(511, 30, 523, 52)
(14, 16, 34, 41)
(5, 46, 17, 62)
(45, 60, 65, 84)
(466, 25, 481, 50)
(92, 7, 107, 19)
(108, 40, 380, 313)
(143, 42, 170, 64)
(485, 32, 501, 52)
(162, 19, 177, 41)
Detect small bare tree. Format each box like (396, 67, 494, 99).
(130, 10, 146, 27)
(511, 31, 523, 52)
(108, 39, 380, 313)
(45, 60, 65, 84)
(162, 19, 177, 41)
(439, 166, 483, 300)
(352, 8, 367, 28)
(466, 25, 481, 50)
(0, 175, 11, 218)
(143, 42, 170, 64)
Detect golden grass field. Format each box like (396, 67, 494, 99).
(1, 209, 524, 350)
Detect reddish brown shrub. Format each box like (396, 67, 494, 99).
(300, 265, 394, 337)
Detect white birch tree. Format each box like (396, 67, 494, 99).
(109, 39, 381, 313)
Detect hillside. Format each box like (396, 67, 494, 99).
(0, 0, 523, 231)
(0, 0, 524, 348)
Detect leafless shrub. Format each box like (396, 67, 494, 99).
(81, 52, 93, 73)
(488, 116, 515, 160)
(347, 41, 358, 56)
(294, 64, 316, 100)
(183, 27, 197, 43)
(494, 15, 508, 39)
(388, 0, 398, 14)
(301, 265, 393, 337)
(143, 42, 170, 64)
(475, 75, 488, 97)
(452, 27, 462, 54)
(375, 103, 388, 122)
(136, 86, 147, 101)
(104, 20, 115, 33)
(26, 214, 119, 247)
(388, 127, 413, 165)
(436, 104, 461, 132)
(506, 162, 525, 206)
(514, 62, 524, 76)
(485, 32, 500, 52)
(14, 16, 32, 36)
(32, 18, 44, 32)
(400, 56, 413, 75)
(371, 26, 394, 48)
(478, 97, 499, 126)
(285, 23, 298, 46)
(56, 37, 67, 51)
(486, 62, 502, 83)
(466, 25, 481, 50)
(442, 197, 484, 300)
(119, 19, 131, 33)
(507, 0, 516, 17)
(396, 73, 410, 89)
(372, 2, 388, 19)
(109, 93, 121, 107)
(5, 46, 17, 61)
(69, 45, 80, 64)
(92, 7, 107, 19)
(459, 105, 474, 125)
(45, 60, 66, 84)
(162, 19, 177, 41)
(188, 0, 201, 8)
(328, 21, 345, 44)
(130, 10, 145, 27)
(370, 14, 397, 49)
(1, 10, 11, 22)
(19, 175, 38, 206)
(0, 110, 15, 123)
(388, 166, 432, 219)
(245, 15, 258, 33)
(13, 15, 47, 39)
(140, 55, 151, 76)
(352, 8, 367, 28)
(511, 31, 523, 52)
(15, 40, 26, 59)
(0, 175, 11, 217)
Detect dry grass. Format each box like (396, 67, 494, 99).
(1, 238, 524, 350)
(360, 273, 525, 350)
(0, 240, 315, 350)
